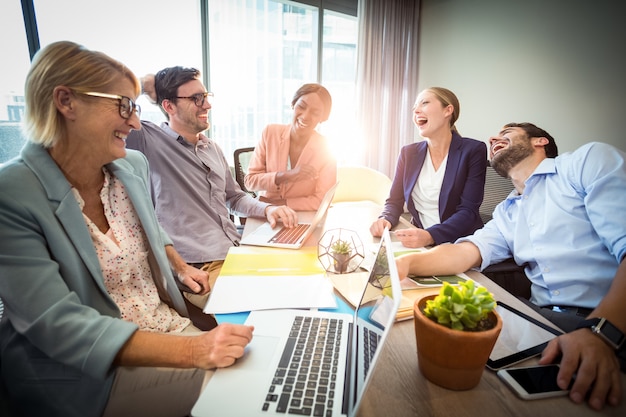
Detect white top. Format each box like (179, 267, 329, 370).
(411, 148, 447, 228)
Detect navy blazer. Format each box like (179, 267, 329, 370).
(0, 142, 188, 417)
(380, 132, 487, 245)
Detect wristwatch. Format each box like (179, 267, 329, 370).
(576, 317, 625, 350)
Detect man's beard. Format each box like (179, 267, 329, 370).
(490, 142, 533, 178)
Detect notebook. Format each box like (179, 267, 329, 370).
(239, 183, 338, 249)
(192, 228, 401, 417)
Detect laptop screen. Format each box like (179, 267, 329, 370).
(348, 229, 400, 416)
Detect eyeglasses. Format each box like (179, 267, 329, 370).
(78, 91, 141, 119)
(175, 92, 214, 107)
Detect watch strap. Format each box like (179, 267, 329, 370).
(576, 317, 625, 350)
(576, 317, 601, 330)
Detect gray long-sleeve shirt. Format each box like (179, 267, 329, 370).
(126, 120, 269, 262)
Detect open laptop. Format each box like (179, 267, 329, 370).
(192, 228, 401, 417)
(239, 183, 338, 249)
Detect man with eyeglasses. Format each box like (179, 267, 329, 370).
(126, 66, 297, 309)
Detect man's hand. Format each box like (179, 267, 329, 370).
(165, 245, 210, 294)
(395, 254, 411, 280)
(539, 328, 622, 410)
(265, 205, 298, 228)
(177, 264, 211, 295)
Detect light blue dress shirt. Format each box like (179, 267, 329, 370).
(459, 142, 626, 308)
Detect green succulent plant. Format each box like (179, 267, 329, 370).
(330, 238, 352, 255)
(422, 279, 496, 331)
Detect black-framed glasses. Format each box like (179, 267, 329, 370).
(175, 92, 214, 107)
(78, 91, 141, 119)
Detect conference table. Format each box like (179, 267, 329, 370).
(216, 201, 626, 417)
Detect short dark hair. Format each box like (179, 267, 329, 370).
(503, 122, 559, 157)
(291, 83, 332, 122)
(154, 66, 201, 106)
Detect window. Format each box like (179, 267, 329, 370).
(320, 9, 359, 163)
(0, 0, 30, 164)
(33, 0, 202, 124)
(0, 0, 357, 165)
(0, 0, 202, 165)
(207, 0, 358, 164)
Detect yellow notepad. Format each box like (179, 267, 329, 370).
(221, 248, 325, 276)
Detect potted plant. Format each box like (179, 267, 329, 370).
(330, 238, 353, 273)
(413, 279, 502, 390)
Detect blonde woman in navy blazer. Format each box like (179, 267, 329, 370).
(371, 87, 487, 248)
(0, 41, 253, 417)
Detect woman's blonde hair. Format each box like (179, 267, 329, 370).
(423, 87, 460, 133)
(23, 41, 140, 148)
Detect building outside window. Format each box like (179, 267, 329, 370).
(0, 0, 30, 164)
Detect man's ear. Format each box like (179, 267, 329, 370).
(53, 86, 77, 120)
(531, 136, 549, 149)
(160, 99, 175, 116)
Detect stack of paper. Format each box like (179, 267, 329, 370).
(204, 274, 337, 314)
(395, 287, 439, 321)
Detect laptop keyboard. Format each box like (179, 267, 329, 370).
(362, 326, 380, 377)
(262, 316, 344, 416)
(269, 223, 310, 245)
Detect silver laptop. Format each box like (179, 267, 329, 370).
(192, 228, 401, 417)
(239, 183, 339, 249)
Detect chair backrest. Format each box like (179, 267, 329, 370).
(233, 146, 256, 197)
(479, 162, 515, 224)
(333, 165, 392, 205)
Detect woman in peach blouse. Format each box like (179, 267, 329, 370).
(245, 83, 337, 210)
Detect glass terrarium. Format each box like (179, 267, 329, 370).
(317, 228, 365, 274)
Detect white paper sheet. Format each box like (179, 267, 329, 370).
(203, 274, 337, 314)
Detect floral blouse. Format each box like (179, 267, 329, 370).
(73, 168, 190, 332)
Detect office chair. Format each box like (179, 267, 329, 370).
(232, 147, 256, 231)
(333, 165, 392, 205)
(233, 147, 256, 197)
(479, 162, 531, 299)
(479, 161, 515, 224)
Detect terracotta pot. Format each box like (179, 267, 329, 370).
(332, 252, 350, 273)
(413, 295, 502, 390)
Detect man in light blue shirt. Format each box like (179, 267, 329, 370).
(396, 122, 625, 411)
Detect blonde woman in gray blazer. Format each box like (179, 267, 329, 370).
(0, 41, 253, 417)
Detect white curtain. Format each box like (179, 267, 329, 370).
(355, 0, 421, 178)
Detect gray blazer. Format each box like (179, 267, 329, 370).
(0, 142, 189, 417)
